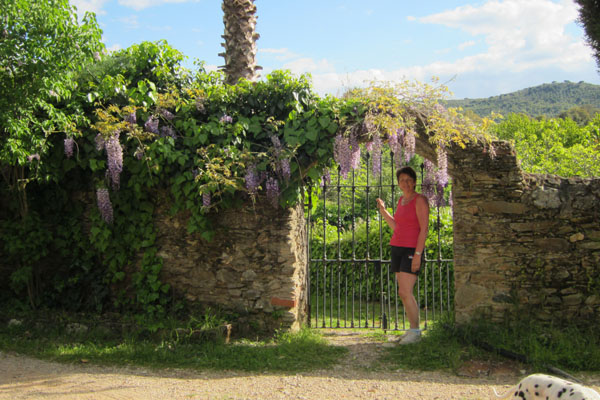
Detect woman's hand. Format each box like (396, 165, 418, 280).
(411, 253, 421, 273)
(376, 198, 385, 212)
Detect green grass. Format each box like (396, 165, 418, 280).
(0, 311, 347, 373)
(376, 315, 600, 373)
(2, 309, 598, 374)
(310, 292, 440, 331)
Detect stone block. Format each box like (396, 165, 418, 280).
(579, 241, 600, 250)
(533, 238, 569, 251)
(241, 269, 257, 281)
(481, 201, 527, 214)
(531, 187, 561, 209)
(455, 283, 489, 310)
(587, 231, 600, 240)
(569, 232, 585, 242)
(562, 293, 583, 306)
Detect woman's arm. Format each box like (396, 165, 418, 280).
(411, 195, 430, 272)
(376, 198, 395, 231)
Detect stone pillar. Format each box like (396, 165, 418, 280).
(446, 140, 600, 325)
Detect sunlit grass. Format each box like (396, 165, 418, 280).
(0, 319, 346, 373)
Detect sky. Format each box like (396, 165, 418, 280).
(71, 0, 600, 100)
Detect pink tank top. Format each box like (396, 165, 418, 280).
(389, 195, 420, 248)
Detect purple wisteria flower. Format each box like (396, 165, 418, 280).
(95, 133, 105, 151)
(388, 130, 403, 168)
(202, 192, 211, 207)
(245, 164, 260, 195)
(270, 135, 290, 181)
(220, 114, 233, 124)
(144, 116, 159, 134)
(266, 176, 280, 207)
(388, 131, 402, 156)
(124, 112, 136, 125)
(421, 159, 436, 204)
(96, 188, 113, 224)
(349, 133, 361, 171)
(64, 138, 75, 158)
(106, 133, 123, 190)
(436, 147, 449, 187)
(334, 134, 351, 179)
(160, 125, 176, 139)
(368, 135, 383, 176)
(434, 183, 447, 207)
(159, 109, 175, 121)
(134, 147, 144, 160)
(271, 135, 282, 153)
(403, 130, 416, 163)
(279, 158, 291, 182)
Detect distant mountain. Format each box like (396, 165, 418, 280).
(445, 81, 600, 118)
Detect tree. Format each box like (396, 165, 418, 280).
(0, 0, 103, 216)
(219, 0, 262, 85)
(575, 0, 600, 72)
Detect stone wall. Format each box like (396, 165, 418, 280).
(155, 198, 308, 334)
(448, 140, 600, 325)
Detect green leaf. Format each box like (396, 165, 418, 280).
(318, 116, 331, 128)
(305, 128, 318, 142)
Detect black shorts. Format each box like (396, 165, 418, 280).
(390, 246, 420, 275)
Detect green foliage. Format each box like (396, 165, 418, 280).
(447, 81, 600, 119)
(1, 10, 491, 318)
(309, 205, 454, 308)
(489, 113, 600, 177)
(558, 104, 600, 126)
(0, 0, 103, 166)
(576, 0, 600, 72)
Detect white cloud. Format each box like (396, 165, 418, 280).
(283, 58, 336, 75)
(70, 0, 110, 15)
(458, 40, 476, 51)
(118, 0, 198, 12)
(418, 0, 590, 72)
(106, 43, 122, 53)
(118, 15, 140, 29)
(259, 48, 300, 62)
(299, 0, 596, 97)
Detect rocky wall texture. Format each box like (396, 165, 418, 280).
(155, 198, 308, 334)
(448, 140, 600, 325)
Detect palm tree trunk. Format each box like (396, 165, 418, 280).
(219, 0, 262, 85)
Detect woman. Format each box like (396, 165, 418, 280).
(376, 166, 429, 344)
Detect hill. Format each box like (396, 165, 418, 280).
(445, 81, 600, 118)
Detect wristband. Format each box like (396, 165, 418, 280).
(414, 251, 421, 256)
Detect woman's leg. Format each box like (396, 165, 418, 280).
(396, 272, 419, 330)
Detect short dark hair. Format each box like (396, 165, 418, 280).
(396, 166, 417, 182)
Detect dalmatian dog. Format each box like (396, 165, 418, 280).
(494, 374, 600, 400)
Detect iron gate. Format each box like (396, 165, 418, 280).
(305, 152, 454, 331)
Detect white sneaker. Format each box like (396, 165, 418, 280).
(399, 330, 421, 345)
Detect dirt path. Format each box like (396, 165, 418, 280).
(1, 332, 599, 400)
